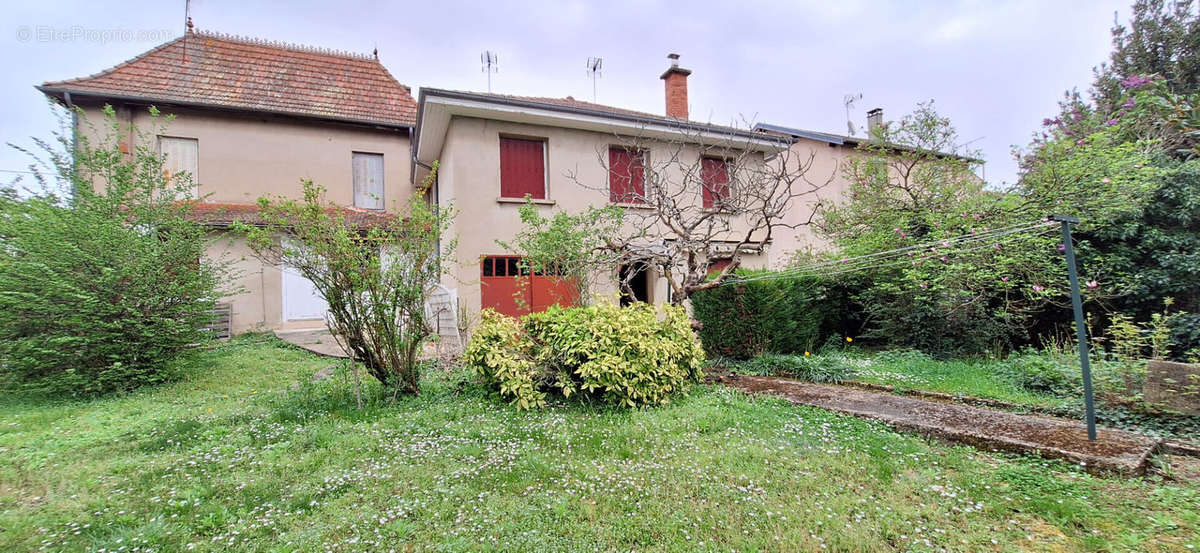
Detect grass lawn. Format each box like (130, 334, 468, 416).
(846, 353, 1074, 409)
(2, 336, 1198, 552)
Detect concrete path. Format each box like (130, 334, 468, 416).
(274, 328, 456, 360)
(721, 374, 1162, 475)
(274, 328, 349, 358)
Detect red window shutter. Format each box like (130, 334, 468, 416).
(500, 137, 546, 199)
(609, 148, 645, 204)
(707, 257, 732, 276)
(701, 157, 730, 209)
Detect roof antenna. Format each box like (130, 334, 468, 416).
(481, 51, 498, 93)
(843, 92, 862, 136)
(586, 57, 602, 103)
(182, 0, 192, 63)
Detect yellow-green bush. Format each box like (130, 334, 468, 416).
(463, 303, 705, 409)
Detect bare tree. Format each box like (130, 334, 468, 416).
(568, 124, 833, 325)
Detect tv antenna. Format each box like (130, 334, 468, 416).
(481, 51, 498, 92)
(586, 57, 603, 103)
(844, 93, 862, 136)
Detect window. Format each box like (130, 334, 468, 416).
(352, 152, 385, 210)
(701, 157, 730, 209)
(499, 137, 546, 199)
(157, 136, 198, 198)
(481, 256, 526, 277)
(609, 147, 646, 204)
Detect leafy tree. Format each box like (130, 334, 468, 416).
(1093, 0, 1200, 112)
(816, 103, 1065, 354)
(497, 199, 624, 306)
(237, 169, 453, 400)
(0, 105, 226, 396)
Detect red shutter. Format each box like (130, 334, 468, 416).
(701, 157, 729, 209)
(609, 148, 645, 204)
(500, 137, 546, 199)
(707, 257, 732, 276)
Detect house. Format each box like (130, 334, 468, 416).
(38, 29, 962, 333)
(38, 30, 416, 334)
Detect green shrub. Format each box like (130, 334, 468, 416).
(0, 106, 225, 396)
(464, 303, 704, 409)
(744, 353, 856, 383)
(691, 270, 828, 358)
(1003, 353, 1079, 396)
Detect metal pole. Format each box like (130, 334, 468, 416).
(1049, 215, 1096, 441)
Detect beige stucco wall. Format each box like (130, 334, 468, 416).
(79, 103, 413, 208)
(765, 136, 864, 267)
(437, 116, 788, 320)
(75, 102, 415, 333)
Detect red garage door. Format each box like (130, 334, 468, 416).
(481, 256, 578, 317)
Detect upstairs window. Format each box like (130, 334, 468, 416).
(701, 157, 730, 209)
(158, 136, 198, 198)
(499, 137, 546, 199)
(609, 147, 646, 204)
(352, 152, 385, 210)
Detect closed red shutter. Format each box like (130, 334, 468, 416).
(701, 157, 730, 209)
(609, 148, 646, 204)
(500, 137, 546, 199)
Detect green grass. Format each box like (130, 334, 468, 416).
(847, 351, 1073, 409)
(2, 336, 1198, 552)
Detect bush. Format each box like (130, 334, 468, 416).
(238, 173, 452, 398)
(745, 353, 856, 383)
(0, 106, 225, 396)
(1003, 353, 1079, 396)
(691, 270, 829, 358)
(464, 303, 704, 409)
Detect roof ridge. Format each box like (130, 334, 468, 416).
(192, 29, 376, 61)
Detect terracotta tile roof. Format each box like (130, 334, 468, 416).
(183, 203, 395, 229)
(484, 93, 671, 121)
(39, 30, 416, 127)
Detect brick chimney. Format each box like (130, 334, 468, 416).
(866, 108, 883, 134)
(660, 53, 691, 119)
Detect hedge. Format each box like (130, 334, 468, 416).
(691, 270, 830, 358)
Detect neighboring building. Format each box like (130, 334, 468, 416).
(39, 29, 977, 333)
(39, 30, 417, 333)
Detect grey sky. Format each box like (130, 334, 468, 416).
(2, 0, 1128, 187)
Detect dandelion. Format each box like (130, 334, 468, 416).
(804, 351, 811, 357)
(845, 337, 853, 343)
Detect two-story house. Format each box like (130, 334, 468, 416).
(38, 30, 417, 333)
(38, 29, 939, 334)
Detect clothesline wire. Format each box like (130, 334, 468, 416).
(722, 220, 1055, 285)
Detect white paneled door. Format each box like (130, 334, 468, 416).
(281, 238, 328, 321)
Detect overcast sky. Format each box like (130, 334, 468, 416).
(2, 0, 1129, 188)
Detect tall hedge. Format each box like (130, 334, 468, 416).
(691, 270, 829, 358)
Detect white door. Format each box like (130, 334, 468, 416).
(281, 239, 328, 321)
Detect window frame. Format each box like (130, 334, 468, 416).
(498, 135, 548, 200)
(608, 146, 649, 206)
(157, 135, 199, 198)
(352, 151, 386, 211)
(700, 156, 732, 211)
